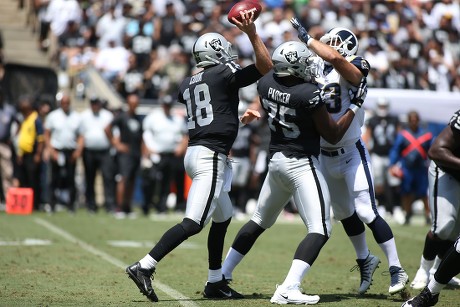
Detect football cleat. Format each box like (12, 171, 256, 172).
(389, 266, 409, 294)
(126, 262, 158, 302)
(401, 286, 439, 307)
(350, 253, 381, 294)
(411, 268, 429, 290)
(203, 278, 244, 299)
(270, 282, 320, 305)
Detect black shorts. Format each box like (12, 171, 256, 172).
(117, 153, 140, 180)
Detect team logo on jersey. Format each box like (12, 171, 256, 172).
(361, 59, 369, 70)
(284, 51, 299, 64)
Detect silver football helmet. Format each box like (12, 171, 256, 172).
(192, 32, 237, 68)
(272, 41, 319, 82)
(320, 27, 359, 57)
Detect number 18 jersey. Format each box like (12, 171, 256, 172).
(178, 61, 262, 155)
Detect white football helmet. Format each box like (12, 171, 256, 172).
(192, 32, 237, 68)
(272, 41, 319, 82)
(320, 27, 359, 57)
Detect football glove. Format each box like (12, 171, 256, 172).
(290, 17, 313, 46)
(349, 77, 367, 108)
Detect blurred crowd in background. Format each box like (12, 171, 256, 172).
(31, 0, 460, 102)
(1, 0, 460, 223)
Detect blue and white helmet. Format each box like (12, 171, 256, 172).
(192, 33, 237, 68)
(272, 41, 319, 82)
(320, 27, 359, 57)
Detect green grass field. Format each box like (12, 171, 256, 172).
(0, 210, 459, 306)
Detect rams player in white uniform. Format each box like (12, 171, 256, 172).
(291, 18, 409, 295)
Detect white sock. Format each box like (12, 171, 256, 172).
(378, 238, 401, 268)
(222, 248, 244, 280)
(421, 255, 435, 272)
(430, 256, 442, 275)
(428, 278, 446, 295)
(349, 232, 369, 260)
(208, 269, 222, 283)
(282, 259, 310, 286)
(139, 254, 157, 270)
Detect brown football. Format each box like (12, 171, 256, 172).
(227, 1, 262, 25)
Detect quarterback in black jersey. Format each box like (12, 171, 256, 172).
(222, 40, 364, 305)
(125, 11, 272, 303)
(403, 109, 460, 307)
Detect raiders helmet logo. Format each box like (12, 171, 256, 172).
(284, 51, 299, 64)
(209, 38, 222, 51)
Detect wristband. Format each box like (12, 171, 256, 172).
(306, 37, 313, 47)
(349, 104, 360, 114)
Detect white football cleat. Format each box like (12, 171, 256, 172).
(270, 282, 320, 305)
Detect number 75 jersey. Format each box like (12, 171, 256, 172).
(178, 61, 262, 155)
(317, 55, 370, 148)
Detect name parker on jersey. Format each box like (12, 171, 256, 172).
(268, 87, 291, 104)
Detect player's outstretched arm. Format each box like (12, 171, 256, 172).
(232, 11, 272, 74)
(290, 17, 362, 86)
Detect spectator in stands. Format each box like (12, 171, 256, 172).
(95, 4, 129, 50)
(44, 93, 81, 212)
(34, 0, 51, 52)
(94, 39, 131, 84)
(57, 20, 86, 71)
(159, 44, 191, 98)
(45, 0, 81, 63)
(153, 1, 182, 56)
(15, 95, 44, 211)
(141, 95, 188, 215)
(79, 97, 116, 213)
(389, 111, 433, 225)
(117, 53, 145, 99)
(0, 87, 16, 204)
(363, 98, 401, 220)
(124, 7, 155, 71)
(262, 7, 293, 48)
(105, 93, 143, 218)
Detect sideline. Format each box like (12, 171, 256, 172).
(35, 217, 198, 307)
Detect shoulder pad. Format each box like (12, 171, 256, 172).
(449, 110, 460, 132)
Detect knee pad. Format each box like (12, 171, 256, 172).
(341, 212, 365, 237)
(180, 218, 202, 237)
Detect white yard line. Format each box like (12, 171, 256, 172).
(35, 217, 198, 307)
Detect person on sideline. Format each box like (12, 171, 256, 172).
(389, 110, 433, 225)
(124, 10, 272, 302)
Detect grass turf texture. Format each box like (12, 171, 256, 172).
(0, 211, 459, 306)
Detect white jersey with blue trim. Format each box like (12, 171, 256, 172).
(317, 55, 367, 149)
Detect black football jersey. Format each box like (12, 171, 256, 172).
(439, 109, 460, 182)
(178, 61, 262, 155)
(257, 71, 324, 158)
(367, 114, 400, 156)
